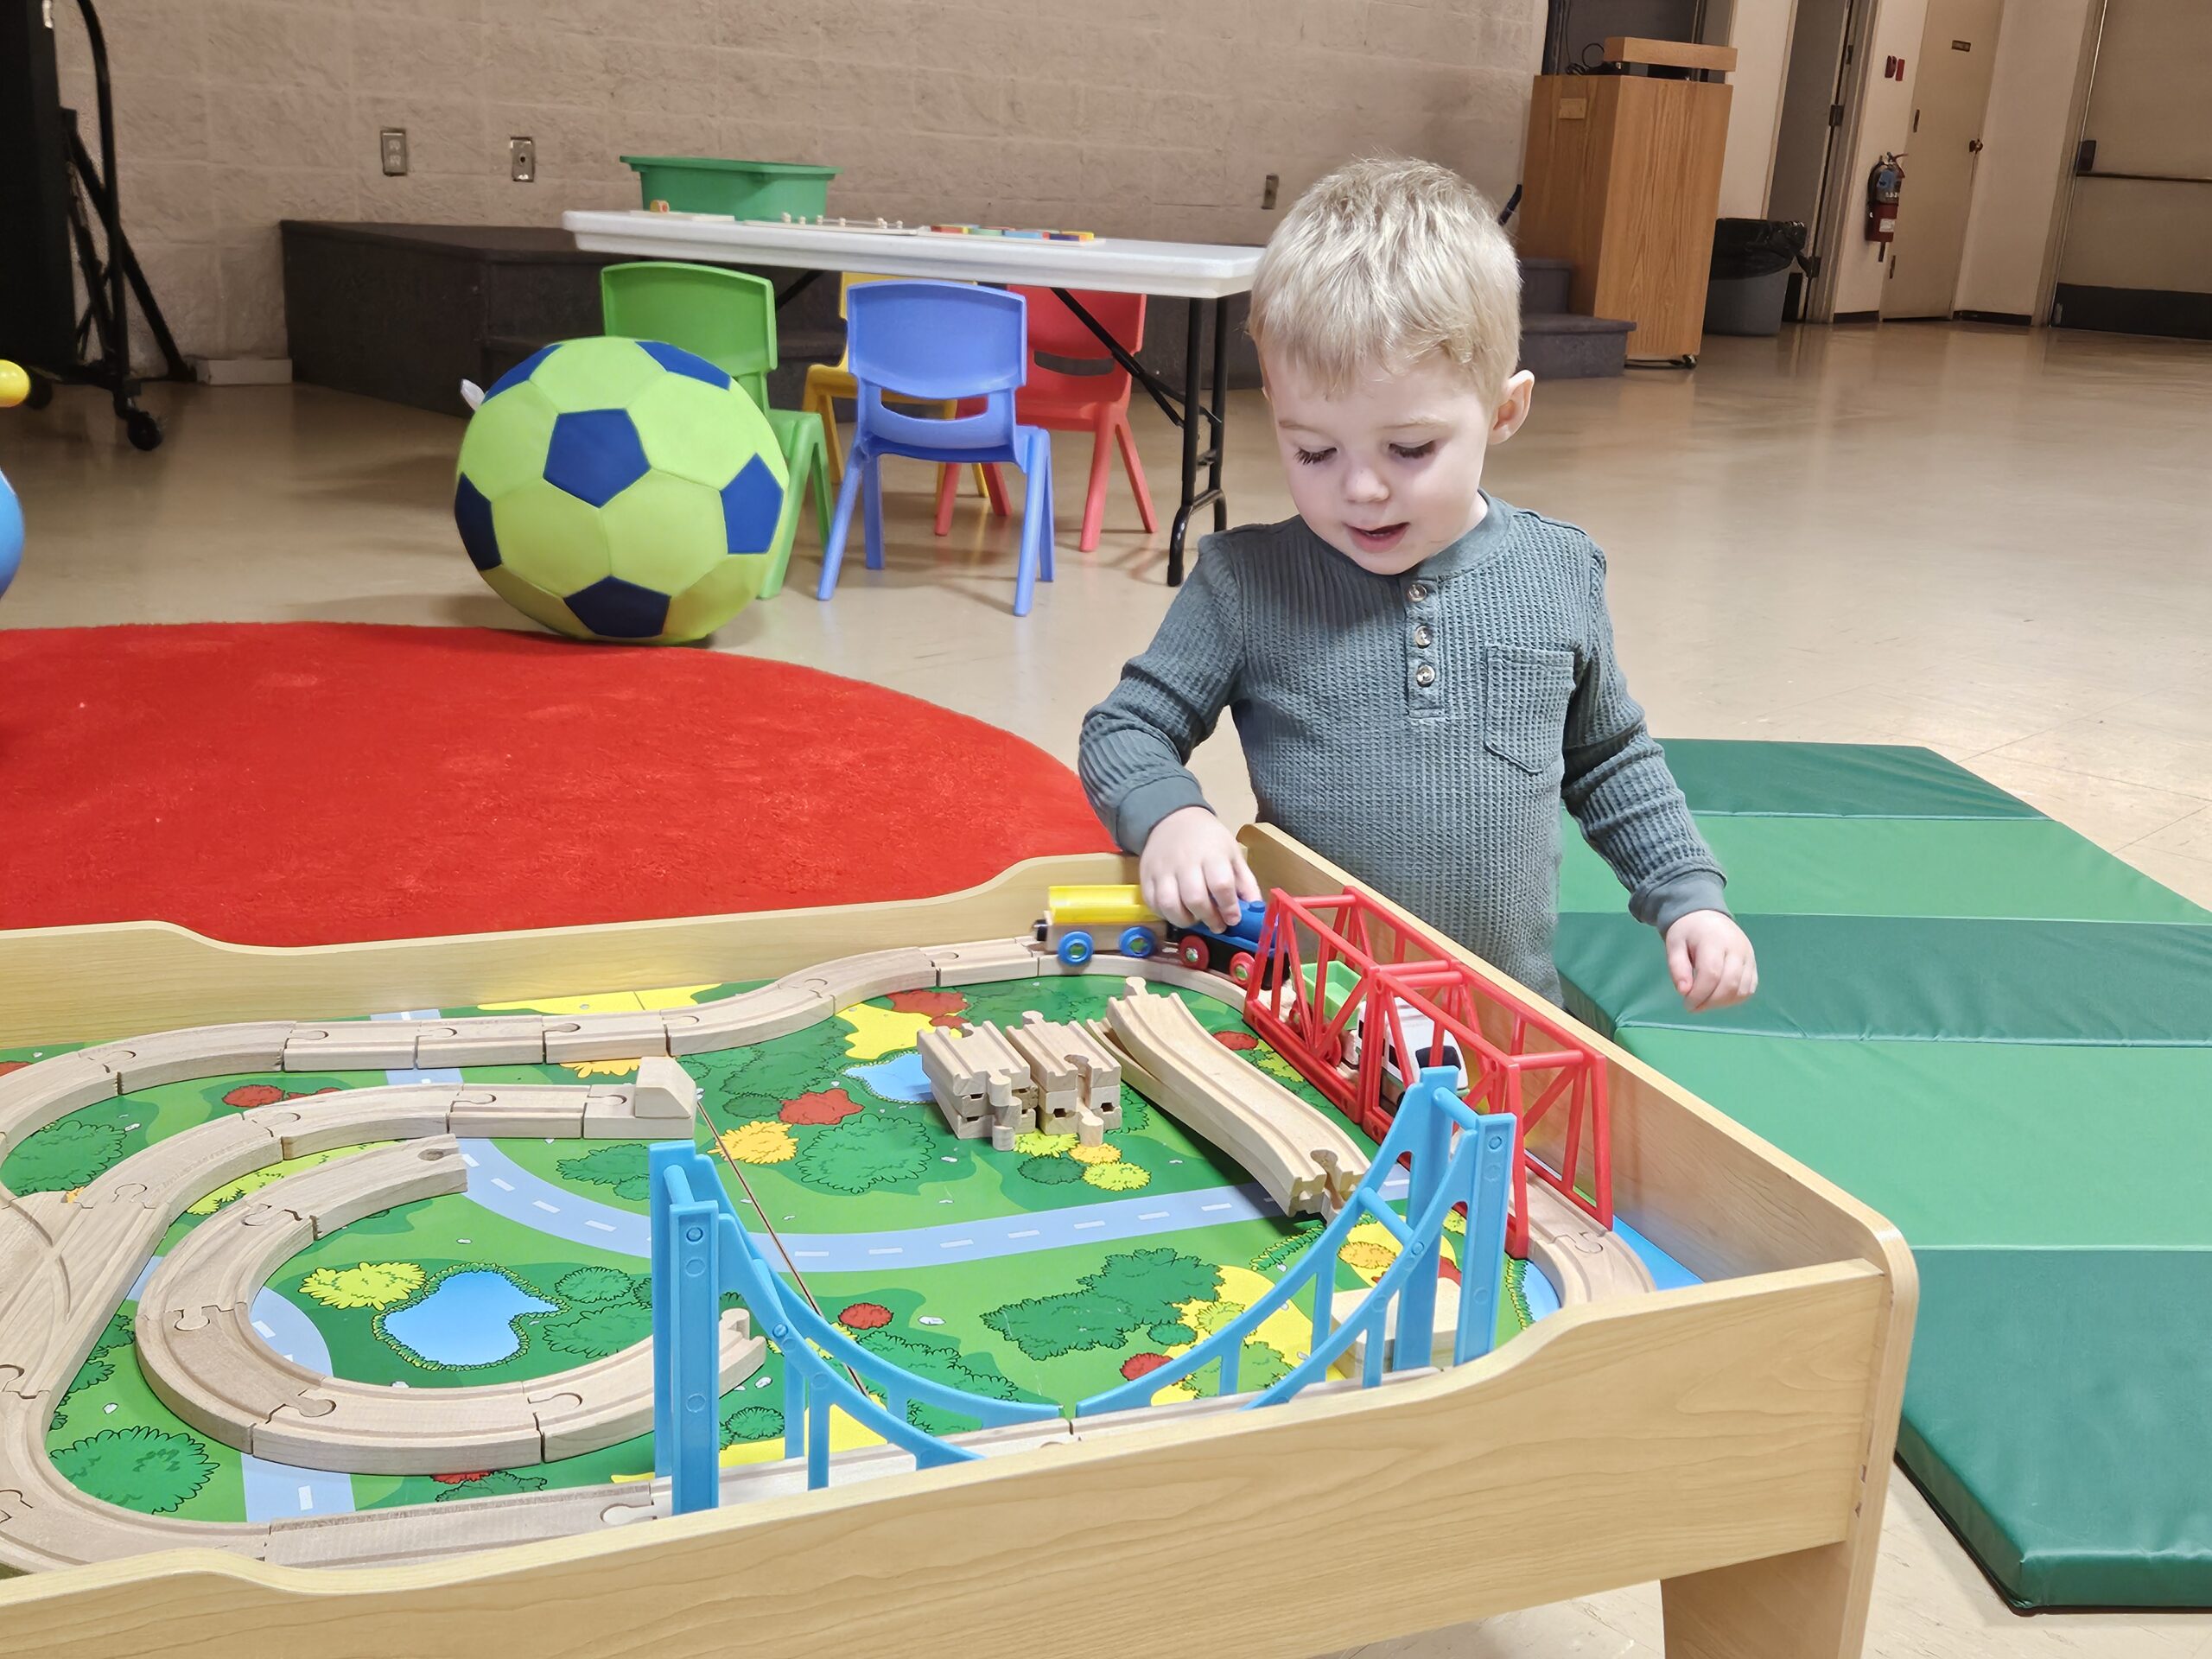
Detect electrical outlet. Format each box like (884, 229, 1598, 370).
(1262, 173, 1280, 210)
(379, 128, 408, 176)
(509, 136, 535, 183)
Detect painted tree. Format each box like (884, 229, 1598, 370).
(793, 1111, 931, 1195)
(780, 1087, 866, 1126)
(1083, 1161, 1150, 1192)
(301, 1261, 424, 1311)
(556, 1142, 652, 1202)
(6, 1118, 126, 1193)
(52, 1426, 217, 1514)
(537, 1301, 648, 1359)
(721, 1402, 785, 1447)
(431, 1468, 547, 1503)
(554, 1265, 638, 1307)
(1019, 1154, 1084, 1186)
(720, 1121, 797, 1166)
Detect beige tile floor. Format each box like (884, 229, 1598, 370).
(3, 320, 2210, 1655)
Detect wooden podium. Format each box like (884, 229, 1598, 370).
(1518, 38, 1735, 364)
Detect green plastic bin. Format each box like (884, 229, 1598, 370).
(620, 156, 840, 219)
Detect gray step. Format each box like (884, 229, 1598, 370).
(1519, 257, 1573, 315)
(1518, 312, 1631, 380)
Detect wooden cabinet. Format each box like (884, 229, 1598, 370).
(1518, 41, 1735, 362)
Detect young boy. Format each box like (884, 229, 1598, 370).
(1078, 157, 1756, 1013)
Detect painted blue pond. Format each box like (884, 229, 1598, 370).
(845, 1052, 931, 1103)
(384, 1270, 555, 1367)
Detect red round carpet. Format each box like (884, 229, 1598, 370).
(0, 623, 1112, 945)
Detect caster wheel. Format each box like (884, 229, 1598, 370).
(125, 408, 163, 451)
(24, 373, 54, 411)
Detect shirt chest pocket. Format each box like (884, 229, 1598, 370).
(1482, 644, 1577, 776)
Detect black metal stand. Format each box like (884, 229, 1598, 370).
(29, 0, 186, 448)
(1050, 288, 1228, 586)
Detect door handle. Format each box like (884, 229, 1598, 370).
(1967, 138, 1984, 153)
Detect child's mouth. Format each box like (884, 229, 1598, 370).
(1348, 522, 1408, 553)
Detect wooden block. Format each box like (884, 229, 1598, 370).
(1077, 1107, 1106, 1147)
(446, 1088, 585, 1139)
(990, 1123, 1014, 1152)
(74, 1021, 296, 1091)
(412, 1014, 547, 1066)
(283, 1024, 424, 1072)
(0, 1052, 119, 1161)
(542, 1012, 671, 1064)
(631, 1057, 698, 1121)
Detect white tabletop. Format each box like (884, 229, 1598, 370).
(562, 211, 1262, 300)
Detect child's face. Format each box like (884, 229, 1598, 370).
(1262, 350, 1534, 577)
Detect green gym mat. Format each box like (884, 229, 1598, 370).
(1553, 740, 2212, 1610)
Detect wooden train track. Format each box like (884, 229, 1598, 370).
(1101, 981, 1366, 1218)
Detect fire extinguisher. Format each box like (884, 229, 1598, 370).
(1866, 153, 1905, 243)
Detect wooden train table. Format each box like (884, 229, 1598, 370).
(0, 828, 1912, 1657)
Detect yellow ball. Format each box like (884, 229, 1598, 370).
(0, 362, 28, 409)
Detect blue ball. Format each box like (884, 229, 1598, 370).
(0, 468, 22, 602)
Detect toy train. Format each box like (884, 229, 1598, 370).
(1039, 886, 1465, 1090)
(1036, 885, 1266, 982)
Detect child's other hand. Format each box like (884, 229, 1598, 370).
(1664, 911, 1758, 1012)
(1140, 807, 1261, 932)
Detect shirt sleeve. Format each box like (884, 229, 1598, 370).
(1560, 540, 1730, 932)
(1077, 538, 1244, 854)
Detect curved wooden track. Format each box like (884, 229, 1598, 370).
(1103, 980, 1366, 1217)
(133, 1141, 763, 1475)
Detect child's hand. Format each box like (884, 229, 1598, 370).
(1664, 911, 1758, 1012)
(1140, 806, 1261, 932)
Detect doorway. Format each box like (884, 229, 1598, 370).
(1884, 0, 2005, 319)
(1768, 0, 1862, 319)
(2052, 0, 2212, 338)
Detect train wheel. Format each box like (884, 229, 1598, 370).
(1120, 926, 1158, 959)
(1177, 936, 1210, 970)
(1057, 931, 1094, 965)
(1228, 950, 1256, 987)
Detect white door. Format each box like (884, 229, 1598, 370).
(1885, 0, 2005, 318)
(2055, 0, 2212, 336)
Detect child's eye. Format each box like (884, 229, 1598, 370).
(1390, 442, 1437, 460)
(1294, 446, 1336, 466)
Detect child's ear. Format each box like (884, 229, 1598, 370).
(1489, 371, 1535, 443)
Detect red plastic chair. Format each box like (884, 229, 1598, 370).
(932, 287, 1156, 551)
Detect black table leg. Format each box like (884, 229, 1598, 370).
(774, 268, 823, 310)
(1168, 296, 1205, 588)
(1209, 294, 1230, 537)
(1048, 286, 1231, 588)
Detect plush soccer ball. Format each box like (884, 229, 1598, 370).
(454, 336, 788, 643)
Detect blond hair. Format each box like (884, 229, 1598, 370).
(1248, 156, 1521, 405)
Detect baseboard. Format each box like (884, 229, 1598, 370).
(1954, 309, 2031, 327)
(193, 357, 294, 386)
(2052, 283, 2212, 341)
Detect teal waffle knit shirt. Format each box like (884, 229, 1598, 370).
(1077, 496, 1727, 1004)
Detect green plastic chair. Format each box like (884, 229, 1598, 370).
(599, 261, 832, 600)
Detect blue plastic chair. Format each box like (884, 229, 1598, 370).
(817, 283, 1056, 617)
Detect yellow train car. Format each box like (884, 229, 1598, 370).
(1038, 882, 1165, 963)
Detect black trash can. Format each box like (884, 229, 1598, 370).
(1704, 219, 1808, 336)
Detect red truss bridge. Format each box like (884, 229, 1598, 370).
(1242, 888, 1611, 1257)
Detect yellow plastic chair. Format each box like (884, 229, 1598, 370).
(802, 273, 1007, 516)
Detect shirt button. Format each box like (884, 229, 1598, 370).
(1408, 582, 1430, 603)
(1414, 664, 1437, 688)
(1413, 624, 1433, 649)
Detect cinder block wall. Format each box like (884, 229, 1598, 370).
(54, 0, 1545, 364)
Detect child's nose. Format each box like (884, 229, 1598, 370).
(1344, 466, 1389, 504)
